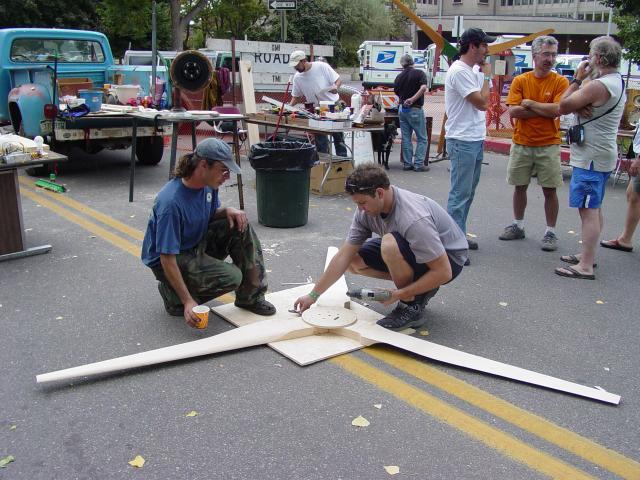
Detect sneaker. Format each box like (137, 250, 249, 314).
(467, 238, 478, 250)
(414, 165, 430, 172)
(464, 258, 471, 266)
(541, 231, 558, 251)
(234, 299, 276, 316)
(499, 224, 525, 241)
(402, 165, 414, 171)
(157, 282, 183, 316)
(376, 303, 425, 331)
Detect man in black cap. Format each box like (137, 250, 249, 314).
(444, 28, 495, 261)
(142, 138, 275, 327)
(394, 53, 429, 172)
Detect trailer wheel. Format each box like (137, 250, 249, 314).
(136, 136, 164, 165)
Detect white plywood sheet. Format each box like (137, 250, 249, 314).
(211, 284, 383, 365)
(239, 60, 260, 146)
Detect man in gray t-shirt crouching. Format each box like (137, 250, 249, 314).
(293, 164, 468, 331)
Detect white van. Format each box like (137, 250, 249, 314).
(357, 41, 413, 88)
(123, 49, 217, 67)
(424, 44, 449, 91)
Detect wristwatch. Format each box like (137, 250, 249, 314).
(484, 76, 491, 82)
(570, 78, 582, 86)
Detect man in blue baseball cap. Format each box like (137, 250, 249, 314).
(142, 138, 275, 327)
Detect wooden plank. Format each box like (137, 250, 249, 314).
(239, 60, 260, 146)
(341, 322, 621, 405)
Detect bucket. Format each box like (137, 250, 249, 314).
(77, 89, 103, 112)
(114, 84, 140, 104)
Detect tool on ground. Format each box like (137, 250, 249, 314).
(287, 309, 301, 316)
(347, 288, 392, 302)
(35, 173, 66, 193)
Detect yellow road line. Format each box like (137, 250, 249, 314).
(18, 177, 144, 241)
(331, 354, 598, 480)
(21, 188, 141, 257)
(365, 346, 640, 480)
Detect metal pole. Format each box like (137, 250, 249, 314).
(231, 37, 237, 106)
(606, 7, 613, 36)
(151, 1, 157, 102)
(284, 11, 287, 42)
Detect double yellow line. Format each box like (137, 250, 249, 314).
(19, 178, 640, 479)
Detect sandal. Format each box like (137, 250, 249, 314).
(600, 239, 633, 252)
(560, 255, 597, 268)
(554, 265, 595, 280)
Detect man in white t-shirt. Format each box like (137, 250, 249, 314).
(289, 50, 348, 157)
(444, 28, 495, 263)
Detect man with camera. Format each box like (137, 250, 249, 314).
(555, 36, 626, 280)
(499, 36, 569, 252)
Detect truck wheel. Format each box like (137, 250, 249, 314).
(136, 136, 164, 165)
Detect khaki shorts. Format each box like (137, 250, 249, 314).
(507, 144, 563, 188)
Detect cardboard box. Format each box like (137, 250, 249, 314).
(310, 159, 353, 196)
(308, 118, 351, 130)
(57, 77, 93, 97)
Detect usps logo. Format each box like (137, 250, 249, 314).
(376, 51, 396, 64)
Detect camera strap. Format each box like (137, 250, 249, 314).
(577, 75, 625, 127)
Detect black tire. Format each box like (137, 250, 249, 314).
(136, 136, 164, 165)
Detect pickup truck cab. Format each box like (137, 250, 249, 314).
(0, 28, 171, 169)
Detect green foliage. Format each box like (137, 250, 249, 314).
(601, 0, 640, 16)
(247, 0, 409, 66)
(197, 0, 268, 40)
(613, 13, 640, 63)
(97, 0, 172, 58)
(0, 0, 98, 29)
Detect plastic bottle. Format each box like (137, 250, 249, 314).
(159, 90, 167, 110)
(351, 94, 362, 116)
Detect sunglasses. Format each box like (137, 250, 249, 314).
(345, 182, 377, 194)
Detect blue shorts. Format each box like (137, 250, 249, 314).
(569, 166, 612, 209)
(358, 232, 463, 282)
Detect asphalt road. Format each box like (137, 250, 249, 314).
(1, 141, 639, 480)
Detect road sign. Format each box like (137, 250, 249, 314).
(268, 0, 296, 9)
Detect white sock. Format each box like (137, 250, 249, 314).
(514, 219, 524, 229)
(545, 226, 556, 235)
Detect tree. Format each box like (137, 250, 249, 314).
(169, 0, 210, 50)
(0, 0, 98, 30)
(601, 0, 640, 63)
(198, 0, 268, 41)
(97, 0, 172, 58)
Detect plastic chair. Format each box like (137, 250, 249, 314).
(211, 106, 248, 153)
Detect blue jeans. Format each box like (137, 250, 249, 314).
(315, 133, 348, 157)
(446, 138, 484, 234)
(399, 108, 427, 168)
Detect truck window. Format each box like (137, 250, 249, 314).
(10, 38, 105, 63)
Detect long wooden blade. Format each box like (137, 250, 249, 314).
(344, 323, 620, 405)
(488, 29, 555, 55)
(36, 318, 313, 384)
(390, 0, 459, 61)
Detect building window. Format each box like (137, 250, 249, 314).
(478, 0, 488, 4)
(452, 0, 462, 4)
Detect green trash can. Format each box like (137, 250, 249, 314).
(249, 141, 317, 228)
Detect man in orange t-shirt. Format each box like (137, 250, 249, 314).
(499, 36, 569, 251)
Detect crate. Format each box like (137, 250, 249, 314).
(57, 78, 93, 97)
(310, 159, 353, 196)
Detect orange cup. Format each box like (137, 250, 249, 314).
(192, 305, 210, 329)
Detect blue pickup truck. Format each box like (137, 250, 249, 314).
(0, 28, 172, 170)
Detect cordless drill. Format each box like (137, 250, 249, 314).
(346, 288, 392, 301)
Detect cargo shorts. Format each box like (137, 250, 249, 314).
(507, 144, 563, 188)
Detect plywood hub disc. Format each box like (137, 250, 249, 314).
(302, 307, 357, 329)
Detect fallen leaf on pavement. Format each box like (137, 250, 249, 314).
(0, 456, 15, 468)
(128, 455, 145, 468)
(9, 425, 16, 431)
(384, 465, 400, 475)
(498, 302, 508, 307)
(419, 330, 429, 336)
(55, 316, 64, 320)
(351, 415, 370, 427)
(374, 404, 382, 409)
(595, 300, 604, 304)
(186, 411, 198, 417)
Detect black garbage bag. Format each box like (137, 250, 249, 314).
(249, 141, 318, 171)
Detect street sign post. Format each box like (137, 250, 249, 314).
(268, 0, 296, 9)
(452, 15, 464, 39)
